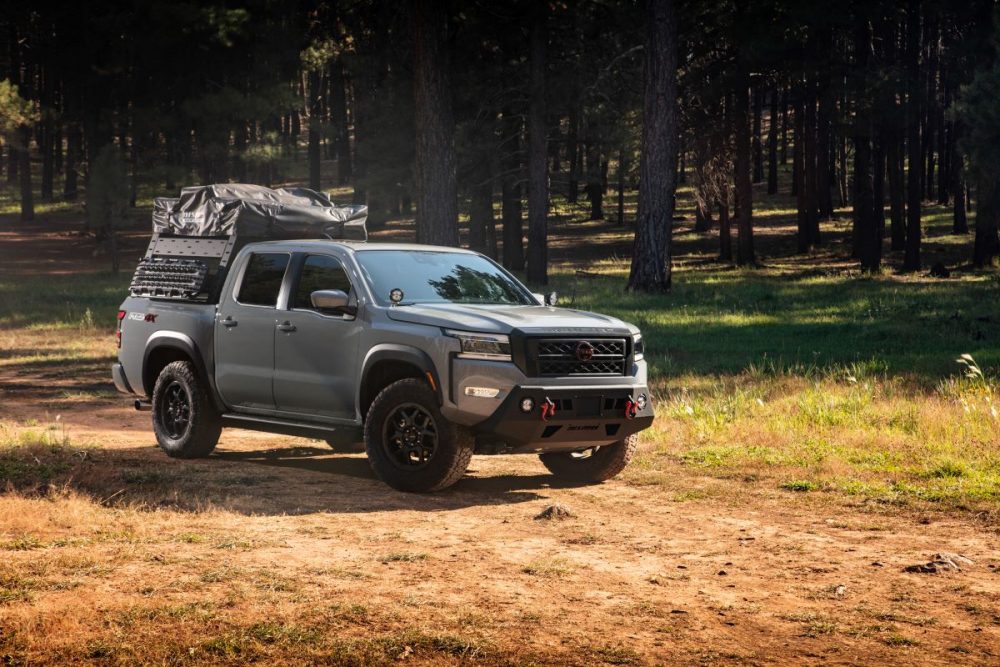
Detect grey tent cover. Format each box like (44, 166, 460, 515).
(152, 184, 367, 241)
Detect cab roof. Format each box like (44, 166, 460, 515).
(245, 239, 479, 254)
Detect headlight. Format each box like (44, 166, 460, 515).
(633, 333, 644, 361)
(445, 330, 512, 361)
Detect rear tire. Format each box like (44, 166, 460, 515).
(539, 434, 638, 484)
(364, 378, 473, 492)
(151, 360, 221, 459)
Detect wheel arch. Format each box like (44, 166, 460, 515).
(142, 332, 222, 410)
(359, 345, 442, 421)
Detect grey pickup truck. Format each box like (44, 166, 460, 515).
(113, 185, 654, 492)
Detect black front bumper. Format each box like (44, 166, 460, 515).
(473, 385, 654, 454)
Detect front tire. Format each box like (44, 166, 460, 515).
(151, 360, 221, 459)
(364, 378, 473, 492)
(539, 434, 638, 484)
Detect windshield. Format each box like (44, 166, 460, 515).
(355, 250, 535, 306)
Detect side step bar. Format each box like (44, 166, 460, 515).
(220, 412, 363, 447)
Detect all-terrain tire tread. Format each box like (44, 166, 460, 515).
(364, 378, 473, 492)
(539, 433, 638, 483)
(151, 360, 221, 459)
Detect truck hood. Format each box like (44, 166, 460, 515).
(385, 303, 637, 335)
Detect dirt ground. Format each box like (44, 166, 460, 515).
(1, 218, 999, 666)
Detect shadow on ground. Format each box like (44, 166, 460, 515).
(2, 441, 564, 516)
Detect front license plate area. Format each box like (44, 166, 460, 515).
(575, 396, 601, 417)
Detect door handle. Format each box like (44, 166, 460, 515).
(277, 321, 297, 333)
(221, 317, 238, 328)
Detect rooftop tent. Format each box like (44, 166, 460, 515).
(132, 184, 367, 301)
(151, 183, 368, 241)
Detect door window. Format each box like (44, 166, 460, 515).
(236, 253, 289, 307)
(293, 254, 353, 313)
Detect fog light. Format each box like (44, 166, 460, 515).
(635, 394, 648, 410)
(464, 386, 500, 398)
(520, 397, 535, 413)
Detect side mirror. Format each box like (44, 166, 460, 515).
(310, 289, 354, 315)
(545, 291, 558, 306)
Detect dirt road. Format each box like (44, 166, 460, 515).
(1, 370, 998, 664)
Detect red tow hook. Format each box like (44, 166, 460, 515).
(540, 398, 556, 422)
(624, 399, 638, 420)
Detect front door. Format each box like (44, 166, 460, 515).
(273, 253, 362, 422)
(214, 251, 290, 411)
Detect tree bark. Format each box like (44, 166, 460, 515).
(567, 105, 579, 203)
(816, 61, 834, 219)
(734, 75, 755, 266)
(853, 13, 880, 272)
(752, 85, 763, 183)
(953, 144, 968, 234)
(18, 124, 33, 221)
(780, 87, 788, 165)
(585, 138, 604, 220)
(627, 0, 678, 292)
(973, 175, 1000, 267)
(903, 0, 922, 271)
(64, 121, 79, 200)
(307, 68, 322, 191)
(330, 59, 352, 185)
(803, 83, 820, 247)
(617, 145, 628, 225)
(794, 92, 808, 252)
(500, 108, 524, 270)
(412, 0, 459, 246)
(526, 14, 548, 285)
(767, 87, 778, 195)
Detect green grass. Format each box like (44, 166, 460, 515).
(0, 273, 130, 330)
(552, 266, 999, 380)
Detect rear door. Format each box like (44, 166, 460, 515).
(273, 252, 362, 422)
(214, 251, 290, 411)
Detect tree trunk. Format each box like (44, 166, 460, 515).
(973, 175, 1000, 267)
(816, 66, 834, 219)
(767, 87, 778, 195)
(734, 74, 755, 266)
(794, 92, 807, 252)
(873, 138, 886, 238)
(567, 106, 579, 203)
(718, 199, 732, 262)
(64, 122, 79, 200)
(853, 14, 880, 272)
(307, 68, 322, 191)
(18, 124, 33, 221)
(617, 145, 627, 225)
(469, 176, 494, 257)
(803, 84, 820, 246)
(627, 0, 678, 292)
(526, 14, 548, 285)
(412, 0, 459, 246)
(752, 85, 763, 183)
(780, 87, 788, 165)
(953, 146, 968, 234)
(330, 59, 352, 185)
(501, 108, 524, 270)
(585, 139, 604, 220)
(903, 0, 922, 271)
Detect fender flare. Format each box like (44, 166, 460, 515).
(359, 344, 443, 408)
(142, 331, 222, 409)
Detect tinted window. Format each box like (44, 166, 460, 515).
(236, 253, 289, 306)
(355, 250, 533, 306)
(293, 254, 353, 311)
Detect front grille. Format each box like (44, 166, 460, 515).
(531, 338, 627, 376)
